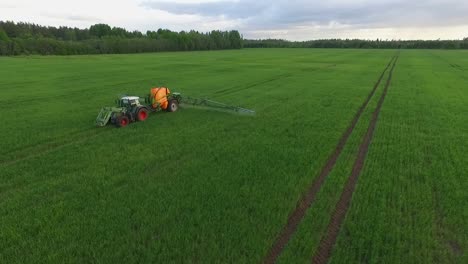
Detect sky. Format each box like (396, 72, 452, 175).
(2, 0, 468, 40)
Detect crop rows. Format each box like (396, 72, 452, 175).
(264, 54, 398, 263)
(330, 50, 467, 263)
(276, 51, 466, 263)
(1, 49, 466, 263)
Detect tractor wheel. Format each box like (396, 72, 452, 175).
(167, 100, 179, 112)
(116, 115, 130, 128)
(137, 108, 149, 121)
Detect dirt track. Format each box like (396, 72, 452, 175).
(263, 55, 397, 264)
(311, 53, 399, 264)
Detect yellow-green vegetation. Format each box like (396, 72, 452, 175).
(0, 49, 465, 263)
(330, 50, 467, 264)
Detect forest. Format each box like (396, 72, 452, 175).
(1, 21, 467, 56)
(0, 21, 243, 55)
(244, 38, 468, 49)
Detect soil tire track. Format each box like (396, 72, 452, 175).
(0, 128, 108, 166)
(263, 55, 397, 264)
(214, 73, 292, 97)
(311, 53, 399, 264)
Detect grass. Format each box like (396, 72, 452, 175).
(0, 49, 466, 263)
(330, 50, 468, 264)
(277, 55, 393, 264)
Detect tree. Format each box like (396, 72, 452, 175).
(111, 27, 128, 38)
(0, 29, 10, 41)
(64, 30, 76, 41)
(228, 30, 242, 48)
(89, 24, 112, 38)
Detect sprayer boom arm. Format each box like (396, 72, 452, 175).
(179, 96, 255, 115)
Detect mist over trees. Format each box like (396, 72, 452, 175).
(0, 21, 243, 55)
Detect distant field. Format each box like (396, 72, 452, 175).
(0, 49, 466, 263)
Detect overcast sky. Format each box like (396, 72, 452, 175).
(2, 0, 468, 40)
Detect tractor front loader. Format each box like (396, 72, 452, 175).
(96, 87, 179, 127)
(95, 96, 152, 127)
(96, 86, 254, 128)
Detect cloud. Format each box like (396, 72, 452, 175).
(141, 0, 468, 30)
(141, 1, 267, 19)
(41, 12, 101, 23)
(66, 15, 100, 22)
(2, 0, 468, 40)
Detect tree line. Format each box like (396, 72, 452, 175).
(0, 21, 243, 55)
(1, 21, 468, 55)
(244, 38, 468, 49)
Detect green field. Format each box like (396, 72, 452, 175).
(0, 49, 466, 263)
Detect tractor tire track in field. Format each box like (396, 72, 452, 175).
(214, 73, 293, 97)
(216, 63, 337, 97)
(299, 64, 337, 72)
(0, 79, 150, 107)
(263, 55, 397, 264)
(0, 128, 108, 166)
(311, 53, 399, 264)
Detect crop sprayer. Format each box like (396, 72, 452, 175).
(95, 86, 255, 127)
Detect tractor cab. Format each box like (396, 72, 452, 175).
(118, 96, 141, 107)
(96, 88, 255, 128)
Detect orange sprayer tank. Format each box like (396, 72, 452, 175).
(150, 87, 171, 109)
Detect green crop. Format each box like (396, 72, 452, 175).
(330, 50, 467, 264)
(0, 49, 465, 263)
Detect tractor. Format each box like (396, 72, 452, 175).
(96, 87, 180, 127)
(96, 86, 255, 128)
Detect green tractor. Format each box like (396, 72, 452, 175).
(96, 87, 181, 127)
(96, 86, 255, 128)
